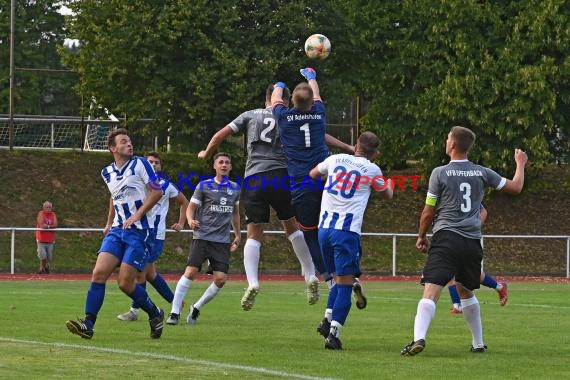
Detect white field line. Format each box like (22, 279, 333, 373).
(0, 337, 338, 380)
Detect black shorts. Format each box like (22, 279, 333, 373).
(242, 168, 296, 224)
(187, 239, 230, 273)
(421, 230, 482, 291)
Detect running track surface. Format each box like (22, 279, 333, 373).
(0, 273, 568, 283)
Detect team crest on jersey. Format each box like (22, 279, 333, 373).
(227, 189, 233, 195)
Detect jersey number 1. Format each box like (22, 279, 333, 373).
(300, 123, 311, 147)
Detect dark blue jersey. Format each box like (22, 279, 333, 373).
(273, 100, 329, 177)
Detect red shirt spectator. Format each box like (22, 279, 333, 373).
(36, 201, 57, 274)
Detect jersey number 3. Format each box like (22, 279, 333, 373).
(459, 182, 472, 212)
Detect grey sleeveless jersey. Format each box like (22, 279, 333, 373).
(228, 107, 287, 177)
(191, 179, 240, 243)
(428, 160, 505, 239)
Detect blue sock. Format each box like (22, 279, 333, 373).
(448, 284, 460, 305)
(332, 284, 352, 325)
(129, 284, 159, 318)
(481, 274, 498, 289)
(150, 273, 174, 303)
(327, 283, 338, 310)
(84, 282, 105, 328)
(131, 282, 147, 308)
(303, 229, 331, 281)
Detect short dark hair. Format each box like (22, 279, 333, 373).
(358, 131, 380, 155)
(107, 128, 129, 149)
(266, 84, 290, 104)
(213, 152, 231, 162)
(450, 126, 476, 153)
(146, 151, 161, 160)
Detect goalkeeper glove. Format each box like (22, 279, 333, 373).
(300, 68, 317, 80)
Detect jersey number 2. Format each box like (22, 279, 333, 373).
(259, 118, 276, 143)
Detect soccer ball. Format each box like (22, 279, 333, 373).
(304, 34, 331, 60)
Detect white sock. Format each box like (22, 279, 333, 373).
(413, 298, 436, 341)
(324, 308, 332, 322)
(330, 320, 343, 337)
(461, 296, 484, 347)
(243, 239, 261, 289)
(194, 281, 222, 310)
(288, 230, 316, 282)
(171, 275, 192, 315)
(130, 307, 139, 313)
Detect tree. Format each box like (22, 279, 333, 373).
(340, 0, 570, 172)
(61, 0, 349, 149)
(0, 0, 80, 115)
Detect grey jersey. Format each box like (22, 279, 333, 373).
(190, 179, 240, 243)
(428, 160, 506, 239)
(228, 107, 287, 177)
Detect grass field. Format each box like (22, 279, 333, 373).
(1, 279, 569, 379)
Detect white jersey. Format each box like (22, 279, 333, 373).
(153, 182, 180, 240)
(317, 154, 387, 234)
(101, 156, 158, 230)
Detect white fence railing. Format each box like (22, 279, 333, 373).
(2, 227, 569, 277)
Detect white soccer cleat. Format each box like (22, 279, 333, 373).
(307, 275, 320, 305)
(241, 286, 260, 311)
(186, 305, 200, 325)
(117, 309, 139, 321)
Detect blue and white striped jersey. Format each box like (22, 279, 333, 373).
(152, 182, 180, 240)
(101, 156, 158, 230)
(317, 154, 387, 234)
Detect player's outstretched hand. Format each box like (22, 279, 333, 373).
(514, 148, 528, 167)
(300, 67, 317, 81)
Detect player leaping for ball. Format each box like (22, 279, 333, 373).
(271, 68, 354, 296)
(197, 84, 321, 311)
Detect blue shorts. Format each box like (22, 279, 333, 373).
(291, 181, 322, 229)
(99, 228, 152, 271)
(147, 237, 165, 263)
(318, 228, 362, 276)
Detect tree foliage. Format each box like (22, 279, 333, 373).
(0, 0, 80, 115)
(4, 0, 567, 171)
(340, 0, 570, 172)
(61, 0, 347, 145)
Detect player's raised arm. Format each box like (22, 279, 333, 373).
(300, 68, 321, 100)
(501, 148, 528, 194)
(271, 82, 288, 108)
(198, 126, 234, 160)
